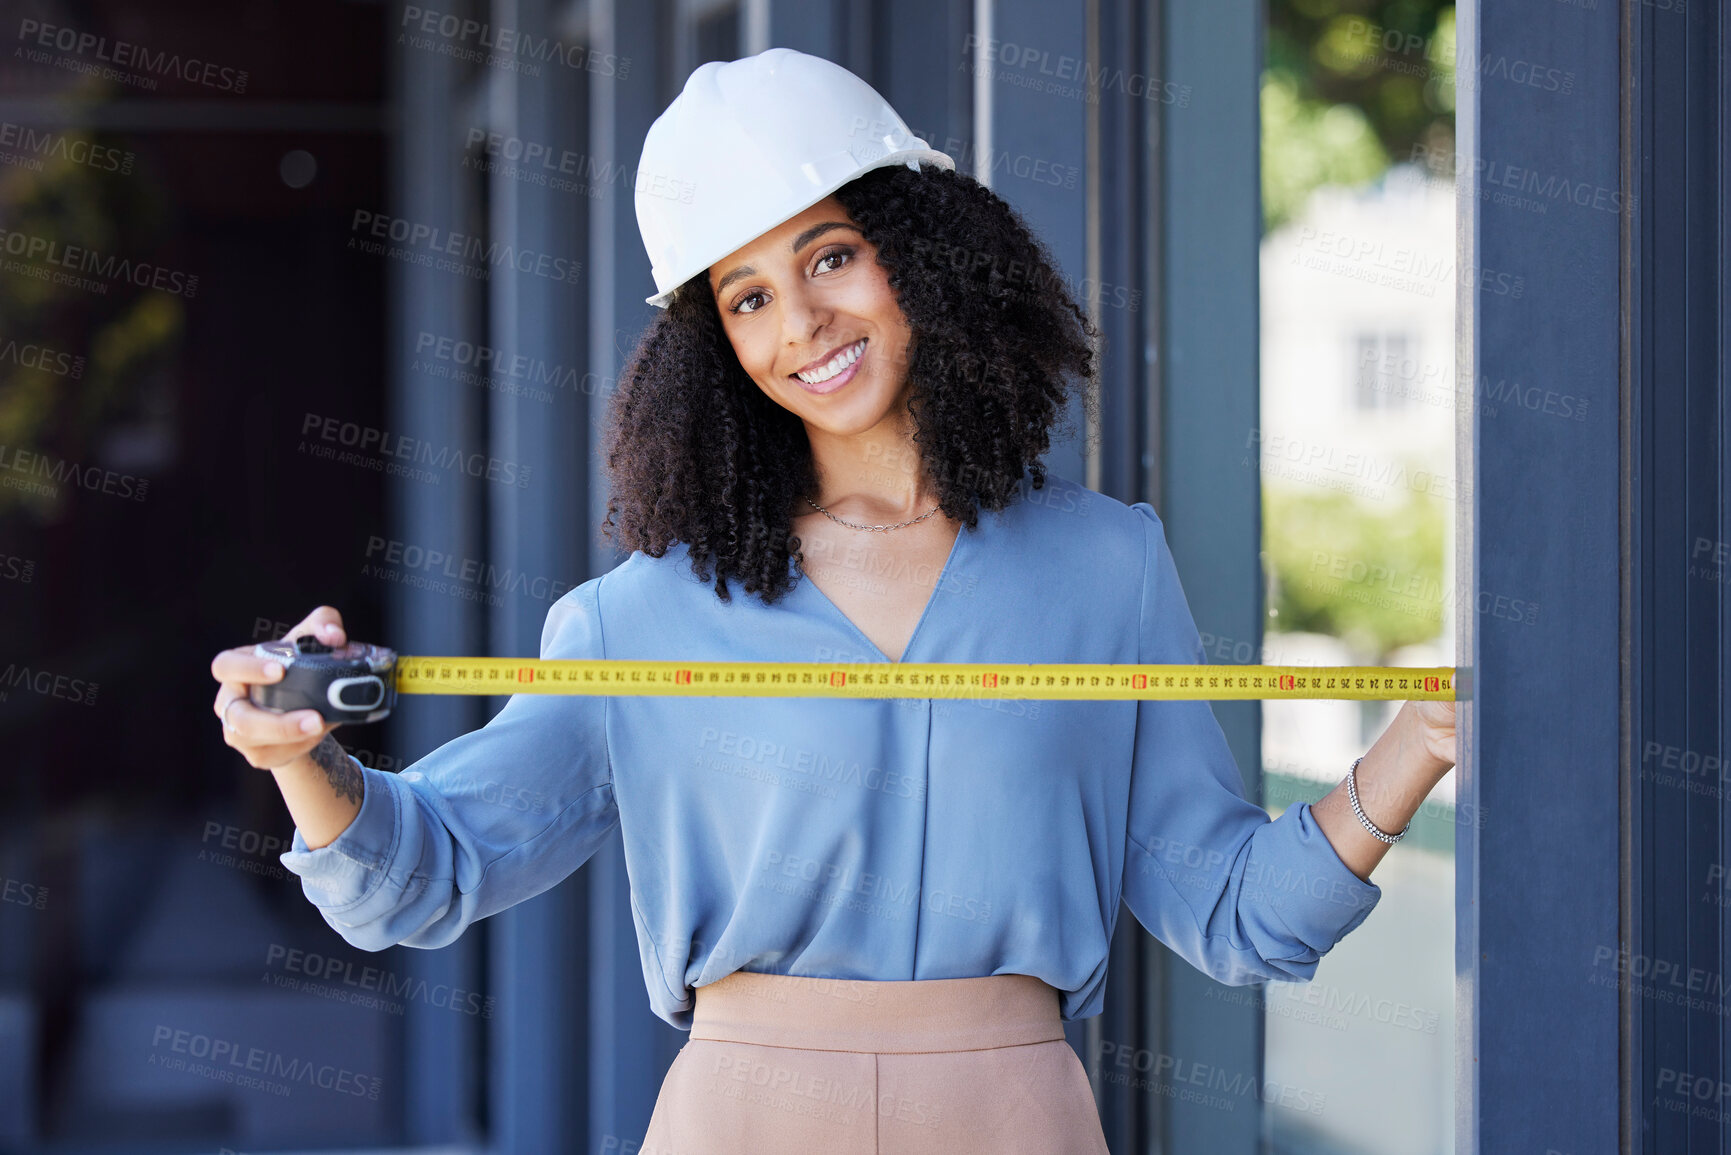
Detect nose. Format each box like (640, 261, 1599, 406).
(780, 280, 832, 352)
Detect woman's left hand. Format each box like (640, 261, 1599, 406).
(1409, 699, 1457, 772)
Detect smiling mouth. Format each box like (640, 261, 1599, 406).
(791, 338, 868, 386)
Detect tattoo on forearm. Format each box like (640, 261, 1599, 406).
(308, 734, 365, 806)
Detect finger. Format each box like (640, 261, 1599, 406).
(284, 606, 345, 647)
(212, 680, 291, 725)
(223, 699, 329, 743)
(211, 647, 289, 685)
(213, 682, 245, 721)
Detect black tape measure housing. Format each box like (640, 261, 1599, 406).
(249, 634, 399, 724)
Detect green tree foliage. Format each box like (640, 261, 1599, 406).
(1263, 483, 1448, 658)
(0, 128, 183, 520)
(1263, 0, 1456, 232)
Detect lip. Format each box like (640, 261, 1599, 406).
(788, 337, 867, 395)
(792, 338, 864, 376)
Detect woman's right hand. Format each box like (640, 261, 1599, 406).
(210, 606, 347, 770)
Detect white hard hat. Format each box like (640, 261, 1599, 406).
(634, 47, 956, 309)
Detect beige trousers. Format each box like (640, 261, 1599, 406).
(639, 970, 1111, 1154)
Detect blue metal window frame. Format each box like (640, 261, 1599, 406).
(1456, 0, 1657, 1150)
(384, 18, 494, 1146)
(1619, 0, 1731, 1151)
(1150, 1, 1265, 1150)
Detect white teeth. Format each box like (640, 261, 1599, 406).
(795, 339, 866, 384)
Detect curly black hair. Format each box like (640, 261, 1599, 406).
(599, 161, 1100, 605)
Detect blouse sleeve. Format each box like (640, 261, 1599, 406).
(1119, 502, 1381, 985)
(277, 577, 618, 952)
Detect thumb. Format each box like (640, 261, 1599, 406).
(285, 605, 346, 647)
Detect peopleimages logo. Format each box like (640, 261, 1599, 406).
(1093, 1041, 1328, 1115)
(0, 443, 149, 503)
(348, 210, 582, 285)
(960, 34, 1192, 107)
(1, 875, 48, 910)
(0, 122, 134, 175)
(362, 534, 574, 605)
(148, 1025, 381, 1100)
(462, 129, 693, 202)
(0, 337, 84, 379)
(0, 662, 100, 706)
(264, 944, 496, 1018)
(1409, 143, 1636, 217)
(0, 228, 199, 297)
(14, 19, 250, 92)
(299, 413, 533, 489)
(399, 7, 630, 78)
(411, 330, 610, 402)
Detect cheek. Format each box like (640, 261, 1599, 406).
(844, 276, 909, 349)
(867, 295, 913, 373)
(859, 264, 902, 316)
(726, 329, 777, 384)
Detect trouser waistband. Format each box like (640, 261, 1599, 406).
(688, 970, 1065, 1054)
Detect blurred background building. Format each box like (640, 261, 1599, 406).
(0, 1, 1714, 1154)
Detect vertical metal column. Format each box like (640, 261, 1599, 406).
(1451, 4, 1479, 1147)
(1088, 0, 1156, 510)
(976, 0, 1096, 1076)
(1089, 2, 1162, 1148)
(1620, 1, 1731, 1152)
(966, 0, 1089, 485)
(872, 0, 974, 199)
(753, 0, 844, 57)
(485, 0, 594, 1151)
(584, 2, 689, 1149)
(1155, 1, 1264, 1151)
(1460, 0, 1622, 1150)
(386, 17, 490, 1147)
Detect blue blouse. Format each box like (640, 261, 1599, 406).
(279, 471, 1382, 1031)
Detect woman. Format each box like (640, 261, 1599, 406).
(208, 48, 1456, 1154)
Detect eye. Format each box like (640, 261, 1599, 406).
(728, 288, 767, 316)
(814, 245, 854, 274)
(726, 245, 855, 316)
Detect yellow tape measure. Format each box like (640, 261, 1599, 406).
(392, 658, 1457, 702)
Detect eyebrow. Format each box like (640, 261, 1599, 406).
(713, 221, 856, 296)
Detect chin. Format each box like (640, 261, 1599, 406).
(792, 395, 903, 439)
(770, 371, 906, 437)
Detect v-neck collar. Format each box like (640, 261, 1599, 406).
(792, 513, 976, 664)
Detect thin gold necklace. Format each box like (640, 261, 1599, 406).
(803, 495, 942, 533)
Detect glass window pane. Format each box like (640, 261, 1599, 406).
(1260, 2, 1458, 1151)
